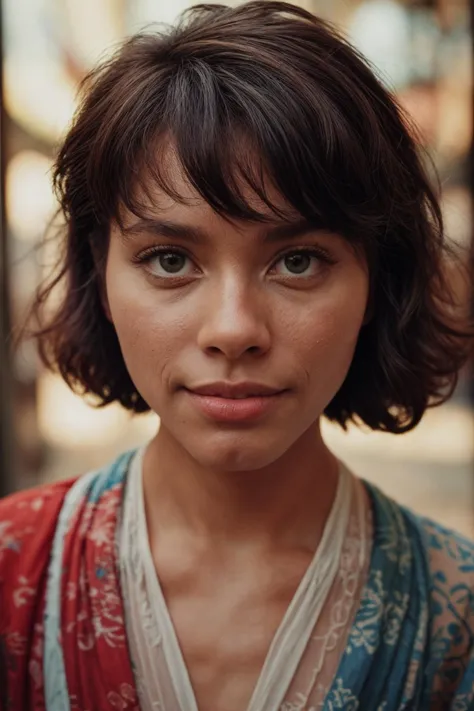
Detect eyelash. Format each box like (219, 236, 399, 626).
(132, 245, 196, 271)
(132, 245, 335, 278)
(269, 246, 335, 273)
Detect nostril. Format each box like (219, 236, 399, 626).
(205, 345, 262, 356)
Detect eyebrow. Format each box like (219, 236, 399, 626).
(120, 217, 326, 244)
(264, 219, 326, 242)
(121, 218, 207, 243)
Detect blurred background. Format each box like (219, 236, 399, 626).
(1, 0, 473, 535)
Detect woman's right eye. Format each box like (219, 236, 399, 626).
(145, 250, 194, 278)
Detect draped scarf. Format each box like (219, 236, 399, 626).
(1, 449, 473, 710)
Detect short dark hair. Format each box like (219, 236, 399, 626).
(32, 0, 472, 434)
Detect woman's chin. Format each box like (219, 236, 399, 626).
(184, 432, 291, 473)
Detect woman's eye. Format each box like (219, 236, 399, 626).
(273, 251, 323, 277)
(147, 251, 193, 277)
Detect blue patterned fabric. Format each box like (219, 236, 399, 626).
(324, 483, 474, 711)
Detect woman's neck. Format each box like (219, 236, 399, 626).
(142, 421, 339, 554)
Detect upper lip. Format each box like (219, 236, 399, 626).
(187, 382, 285, 398)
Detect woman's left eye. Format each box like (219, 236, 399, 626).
(271, 250, 326, 277)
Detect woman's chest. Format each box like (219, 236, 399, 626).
(165, 583, 296, 711)
(152, 550, 313, 711)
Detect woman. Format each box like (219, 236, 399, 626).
(1, 2, 473, 710)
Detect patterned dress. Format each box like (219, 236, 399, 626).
(0, 448, 473, 710)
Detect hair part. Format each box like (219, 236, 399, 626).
(31, 0, 473, 432)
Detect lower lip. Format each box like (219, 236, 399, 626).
(185, 391, 285, 422)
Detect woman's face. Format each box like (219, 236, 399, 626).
(106, 161, 369, 471)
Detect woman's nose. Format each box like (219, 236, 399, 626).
(196, 279, 271, 360)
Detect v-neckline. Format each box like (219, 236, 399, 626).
(130, 447, 353, 711)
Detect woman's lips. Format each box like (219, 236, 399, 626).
(184, 389, 286, 422)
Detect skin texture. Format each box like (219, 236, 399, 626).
(105, 153, 370, 710)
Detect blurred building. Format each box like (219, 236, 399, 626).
(1, 0, 473, 534)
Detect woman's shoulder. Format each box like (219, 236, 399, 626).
(364, 483, 474, 704)
(0, 477, 78, 580)
(383, 490, 474, 616)
(364, 481, 474, 587)
(407, 512, 474, 609)
(0, 475, 77, 512)
(0, 475, 78, 525)
(419, 515, 474, 578)
(417, 515, 474, 630)
(415, 515, 474, 704)
(0, 449, 137, 582)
